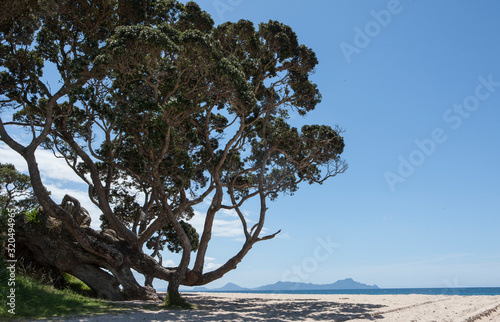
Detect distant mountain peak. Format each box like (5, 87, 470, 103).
(213, 283, 249, 291)
(193, 278, 378, 292)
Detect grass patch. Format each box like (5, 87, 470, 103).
(0, 259, 199, 320)
(0, 260, 126, 320)
(63, 273, 97, 298)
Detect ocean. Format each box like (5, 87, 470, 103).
(196, 288, 500, 296)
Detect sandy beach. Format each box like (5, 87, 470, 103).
(55, 292, 500, 321)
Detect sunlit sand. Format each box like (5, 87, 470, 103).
(61, 292, 500, 321)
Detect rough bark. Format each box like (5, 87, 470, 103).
(110, 266, 159, 301)
(15, 199, 159, 301)
(68, 264, 123, 301)
(16, 223, 126, 300)
(166, 274, 183, 306)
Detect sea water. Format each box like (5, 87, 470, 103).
(205, 288, 500, 296)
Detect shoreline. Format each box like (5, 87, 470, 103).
(178, 286, 500, 296)
(57, 292, 500, 321)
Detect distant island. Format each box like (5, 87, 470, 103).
(186, 278, 379, 292)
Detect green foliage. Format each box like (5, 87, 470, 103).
(2, 0, 344, 207)
(1, 0, 347, 293)
(0, 164, 40, 255)
(0, 163, 36, 213)
(0, 259, 119, 319)
(147, 219, 200, 253)
(63, 273, 97, 298)
(24, 207, 40, 224)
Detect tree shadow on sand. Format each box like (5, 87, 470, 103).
(108, 293, 388, 321)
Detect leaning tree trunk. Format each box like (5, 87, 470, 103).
(15, 200, 160, 301)
(16, 219, 126, 300)
(145, 274, 154, 288)
(110, 266, 159, 301)
(68, 264, 123, 301)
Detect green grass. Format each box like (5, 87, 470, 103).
(63, 273, 97, 298)
(0, 259, 200, 320)
(0, 260, 126, 320)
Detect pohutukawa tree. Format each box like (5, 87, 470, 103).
(0, 0, 347, 302)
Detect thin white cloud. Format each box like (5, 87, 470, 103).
(0, 144, 27, 171)
(397, 253, 475, 267)
(189, 208, 270, 242)
(218, 207, 239, 218)
(1, 143, 102, 228)
(366, 253, 477, 271)
(277, 231, 291, 239)
(190, 209, 247, 239)
(204, 257, 221, 271)
(1, 143, 270, 240)
(0, 143, 83, 184)
(162, 259, 176, 267)
(35, 151, 85, 184)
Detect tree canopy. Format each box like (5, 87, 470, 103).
(0, 0, 347, 301)
(0, 163, 37, 213)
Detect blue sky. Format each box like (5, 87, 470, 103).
(181, 0, 500, 289)
(2, 0, 499, 289)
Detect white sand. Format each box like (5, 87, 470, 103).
(57, 292, 500, 321)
